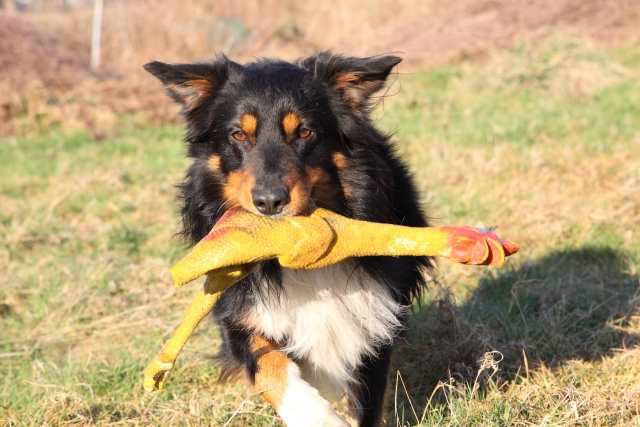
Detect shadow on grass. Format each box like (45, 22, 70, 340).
(391, 246, 640, 414)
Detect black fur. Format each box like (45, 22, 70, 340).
(145, 52, 434, 427)
(355, 344, 394, 426)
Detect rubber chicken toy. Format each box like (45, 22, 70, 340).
(143, 204, 518, 392)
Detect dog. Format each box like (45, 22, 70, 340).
(144, 52, 433, 427)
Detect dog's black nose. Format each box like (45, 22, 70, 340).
(252, 187, 290, 216)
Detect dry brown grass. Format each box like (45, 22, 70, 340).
(404, 138, 640, 263)
(21, 0, 640, 68)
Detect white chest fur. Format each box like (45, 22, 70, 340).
(246, 262, 407, 399)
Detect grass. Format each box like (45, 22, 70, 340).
(1, 35, 639, 426)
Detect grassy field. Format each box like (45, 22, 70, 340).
(1, 35, 639, 426)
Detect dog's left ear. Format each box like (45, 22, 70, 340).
(302, 52, 402, 112)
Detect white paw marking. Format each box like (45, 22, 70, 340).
(278, 364, 350, 427)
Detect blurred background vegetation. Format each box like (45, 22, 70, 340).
(1, 1, 639, 426)
(2, 0, 639, 138)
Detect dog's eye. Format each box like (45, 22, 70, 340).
(298, 128, 312, 139)
(231, 131, 246, 141)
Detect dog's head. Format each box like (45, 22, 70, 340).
(145, 53, 400, 240)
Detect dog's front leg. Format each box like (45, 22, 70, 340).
(250, 335, 349, 427)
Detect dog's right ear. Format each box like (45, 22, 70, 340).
(144, 55, 239, 117)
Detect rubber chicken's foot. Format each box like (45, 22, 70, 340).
(442, 226, 519, 266)
(143, 352, 175, 392)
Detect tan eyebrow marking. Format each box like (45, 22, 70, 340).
(236, 114, 258, 148)
(240, 114, 258, 135)
(282, 112, 301, 137)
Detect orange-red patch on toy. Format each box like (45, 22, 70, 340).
(442, 226, 518, 266)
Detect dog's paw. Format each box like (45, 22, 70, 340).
(279, 399, 349, 427)
(441, 226, 518, 266)
(277, 371, 349, 427)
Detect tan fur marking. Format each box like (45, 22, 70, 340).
(342, 182, 354, 199)
(186, 78, 212, 93)
(237, 114, 258, 148)
(334, 72, 384, 111)
(334, 72, 363, 90)
(306, 166, 343, 210)
(331, 152, 348, 170)
(222, 171, 243, 209)
(223, 167, 256, 212)
(167, 78, 211, 109)
(307, 167, 331, 186)
(240, 114, 258, 135)
(207, 154, 221, 171)
(282, 113, 301, 139)
(283, 168, 311, 216)
(250, 335, 291, 410)
(251, 334, 280, 352)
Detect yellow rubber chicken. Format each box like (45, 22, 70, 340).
(143, 205, 518, 392)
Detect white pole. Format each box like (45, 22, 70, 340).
(90, 0, 104, 70)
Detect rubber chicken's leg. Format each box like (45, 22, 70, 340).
(142, 264, 256, 392)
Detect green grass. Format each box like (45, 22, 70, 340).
(1, 35, 639, 426)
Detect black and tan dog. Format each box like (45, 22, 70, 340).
(144, 53, 433, 427)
